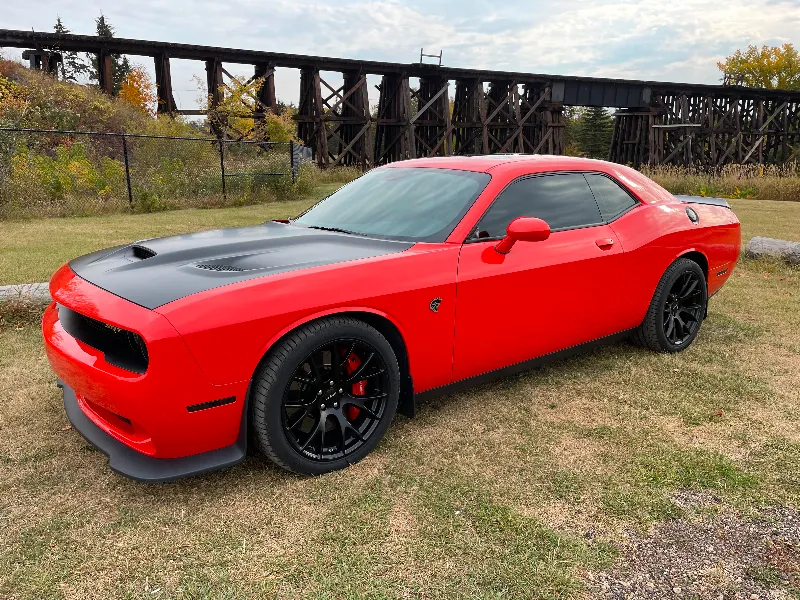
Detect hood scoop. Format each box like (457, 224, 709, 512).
(131, 244, 157, 260)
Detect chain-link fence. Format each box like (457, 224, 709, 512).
(0, 127, 306, 219)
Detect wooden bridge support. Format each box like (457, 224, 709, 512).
(254, 63, 277, 117)
(611, 93, 800, 167)
(154, 53, 176, 114)
(333, 70, 371, 168)
(413, 76, 451, 158)
(296, 67, 328, 167)
(484, 80, 517, 153)
(520, 85, 564, 155)
(452, 79, 484, 155)
(204, 59, 224, 137)
(97, 49, 113, 95)
(374, 73, 413, 165)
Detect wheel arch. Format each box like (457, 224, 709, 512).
(677, 249, 709, 281)
(249, 308, 415, 418)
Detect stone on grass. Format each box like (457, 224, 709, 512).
(745, 237, 800, 265)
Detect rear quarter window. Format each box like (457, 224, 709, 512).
(585, 173, 639, 221)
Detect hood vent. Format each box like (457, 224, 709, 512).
(195, 263, 245, 272)
(131, 245, 157, 260)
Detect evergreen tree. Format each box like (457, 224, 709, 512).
(87, 15, 131, 94)
(577, 107, 613, 159)
(53, 17, 89, 81)
(563, 106, 584, 156)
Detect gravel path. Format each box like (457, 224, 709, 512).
(588, 493, 800, 599)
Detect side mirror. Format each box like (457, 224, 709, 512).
(494, 217, 550, 254)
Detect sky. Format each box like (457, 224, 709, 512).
(2, 0, 799, 111)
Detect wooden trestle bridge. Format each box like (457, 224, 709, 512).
(2, 29, 799, 169)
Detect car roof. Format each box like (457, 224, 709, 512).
(384, 154, 618, 174)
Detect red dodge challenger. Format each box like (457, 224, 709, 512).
(43, 155, 741, 481)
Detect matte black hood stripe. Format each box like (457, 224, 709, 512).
(69, 222, 413, 309)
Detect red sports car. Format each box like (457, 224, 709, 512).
(43, 156, 741, 481)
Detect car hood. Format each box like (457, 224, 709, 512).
(69, 221, 414, 309)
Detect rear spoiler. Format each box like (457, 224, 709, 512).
(674, 195, 731, 209)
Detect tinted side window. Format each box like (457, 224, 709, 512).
(585, 174, 638, 221)
(473, 173, 602, 238)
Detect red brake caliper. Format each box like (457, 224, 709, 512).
(344, 351, 365, 421)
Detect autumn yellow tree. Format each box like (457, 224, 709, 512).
(200, 75, 297, 142)
(717, 44, 800, 90)
(119, 66, 157, 116)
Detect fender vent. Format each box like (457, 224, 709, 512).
(196, 264, 245, 272)
(131, 245, 157, 260)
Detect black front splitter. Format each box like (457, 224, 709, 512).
(59, 381, 247, 482)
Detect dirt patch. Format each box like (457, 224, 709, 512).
(588, 494, 800, 599)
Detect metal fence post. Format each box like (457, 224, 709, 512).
(290, 140, 296, 184)
(218, 139, 226, 201)
(121, 134, 133, 205)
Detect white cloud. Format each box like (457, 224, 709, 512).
(2, 0, 798, 109)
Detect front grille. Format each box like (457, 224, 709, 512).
(195, 263, 245, 272)
(57, 305, 149, 374)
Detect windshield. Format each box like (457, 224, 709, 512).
(294, 167, 491, 242)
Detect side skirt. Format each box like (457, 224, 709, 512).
(414, 329, 634, 404)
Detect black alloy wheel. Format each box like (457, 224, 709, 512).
(250, 316, 400, 475)
(662, 271, 704, 346)
(632, 257, 708, 353)
(282, 338, 390, 462)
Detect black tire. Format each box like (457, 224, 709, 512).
(632, 257, 708, 353)
(250, 316, 400, 475)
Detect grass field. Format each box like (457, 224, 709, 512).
(1, 194, 800, 599)
(0, 184, 340, 286)
(1, 193, 799, 286)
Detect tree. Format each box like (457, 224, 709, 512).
(119, 66, 157, 116)
(52, 17, 89, 82)
(563, 106, 583, 156)
(87, 15, 131, 94)
(577, 107, 613, 159)
(717, 44, 800, 90)
(198, 75, 297, 141)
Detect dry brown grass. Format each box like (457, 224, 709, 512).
(1, 205, 800, 598)
(642, 163, 800, 202)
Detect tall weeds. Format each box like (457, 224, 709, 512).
(641, 163, 800, 201)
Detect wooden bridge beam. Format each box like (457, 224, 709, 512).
(452, 78, 483, 156)
(154, 53, 176, 114)
(413, 76, 451, 158)
(254, 63, 277, 116)
(296, 67, 328, 167)
(97, 49, 113, 95)
(373, 73, 412, 165)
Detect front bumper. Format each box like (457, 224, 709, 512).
(44, 265, 250, 476)
(61, 380, 247, 482)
